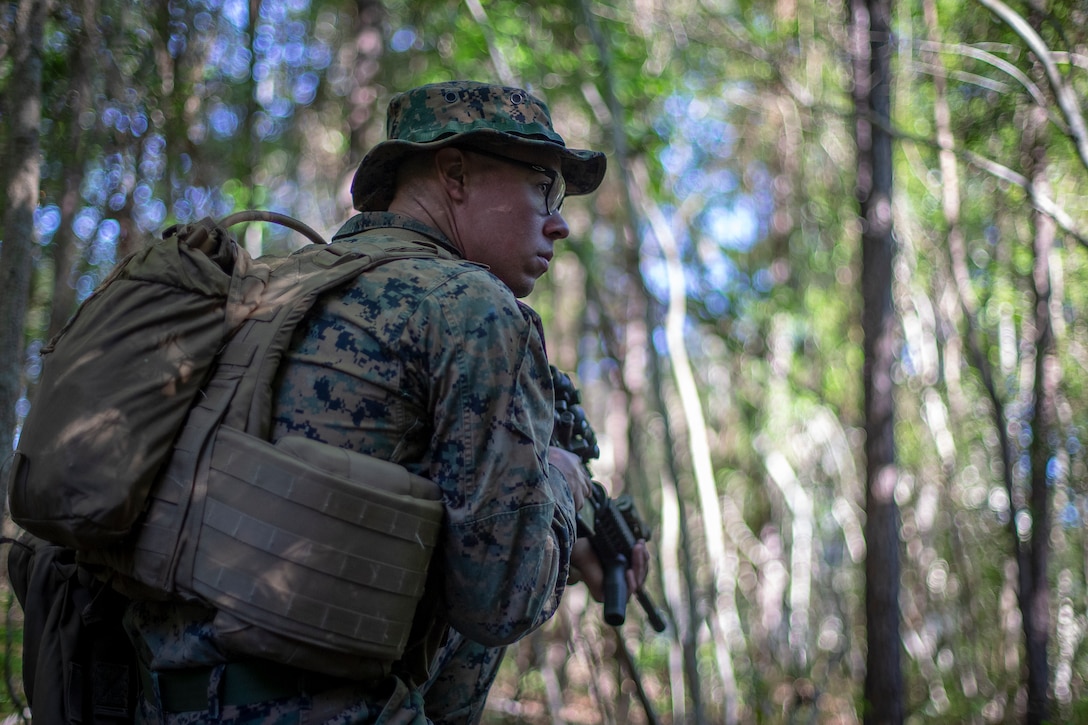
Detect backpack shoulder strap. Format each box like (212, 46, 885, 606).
(220, 231, 449, 437)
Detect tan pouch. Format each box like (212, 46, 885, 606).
(195, 429, 444, 670)
(87, 425, 444, 678)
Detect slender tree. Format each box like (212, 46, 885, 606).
(1021, 10, 1057, 722)
(0, 0, 50, 503)
(852, 0, 903, 721)
(45, 0, 97, 340)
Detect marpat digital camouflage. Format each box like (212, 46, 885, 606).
(350, 80, 606, 211)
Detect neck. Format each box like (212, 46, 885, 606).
(387, 196, 465, 256)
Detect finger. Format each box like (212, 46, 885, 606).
(631, 541, 649, 588)
(548, 447, 591, 511)
(574, 478, 589, 511)
(572, 539, 605, 602)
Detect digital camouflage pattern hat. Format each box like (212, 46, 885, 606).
(350, 80, 607, 211)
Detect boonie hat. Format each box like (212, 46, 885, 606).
(350, 80, 607, 211)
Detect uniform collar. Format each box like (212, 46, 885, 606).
(332, 212, 463, 258)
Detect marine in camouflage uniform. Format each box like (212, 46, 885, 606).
(127, 80, 608, 724)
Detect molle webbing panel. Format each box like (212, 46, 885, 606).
(192, 426, 441, 661)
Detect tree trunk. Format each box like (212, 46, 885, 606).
(47, 0, 97, 340)
(1023, 119, 1055, 725)
(852, 0, 903, 722)
(648, 321, 706, 725)
(0, 0, 49, 505)
(1022, 8, 1057, 717)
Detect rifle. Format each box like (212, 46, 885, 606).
(550, 366, 666, 633)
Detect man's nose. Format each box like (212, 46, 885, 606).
(545, 211, 570, 240)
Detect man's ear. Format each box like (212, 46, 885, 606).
(434, 147, 467, 202)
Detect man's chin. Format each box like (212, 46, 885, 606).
(502, 271, 541, 298)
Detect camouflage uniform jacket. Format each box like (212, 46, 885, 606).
(124, 212, 576, 724)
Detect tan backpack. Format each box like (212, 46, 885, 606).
(8, 213, 449, 679)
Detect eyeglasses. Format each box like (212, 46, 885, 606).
(461, 147, 566, 216)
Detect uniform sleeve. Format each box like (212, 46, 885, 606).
(419, 629, 507, 725)
(411, 272, 576, 647)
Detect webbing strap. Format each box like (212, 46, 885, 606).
(222, 235, 449, 436)
(139, 659, 357, 713)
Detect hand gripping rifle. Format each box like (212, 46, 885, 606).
(550, 366, 666, 633)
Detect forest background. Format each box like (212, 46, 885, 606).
(3, 0, 1088, 723)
